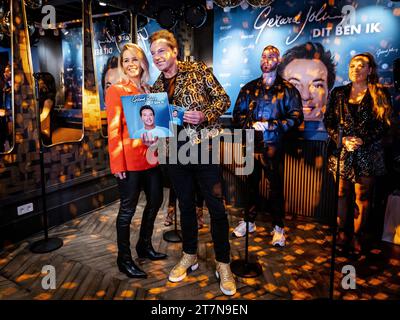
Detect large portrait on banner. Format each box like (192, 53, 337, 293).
(278, 42, 335, 123)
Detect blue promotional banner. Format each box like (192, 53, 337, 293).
(61, 27, 83, 110)
(92, 14, 131, 111)
(93, 15, 161, 111)
(137, 20, 162, 85)
(0, 47, 10, 65)
(213, 0, 400, 119)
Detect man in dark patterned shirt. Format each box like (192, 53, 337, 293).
(233, 45, 304, 247)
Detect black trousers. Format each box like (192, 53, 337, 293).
(168, 177, 204, 208)
(116, 167, 163, 260)
(246, 145, 285, 228)
(167, 163, 230, 263)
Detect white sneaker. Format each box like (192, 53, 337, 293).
(232, 220, 256, 238)
(271, 225, 285, 247)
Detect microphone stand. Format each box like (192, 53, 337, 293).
(163, 203, 182, 243)
(328, 93, 345, 299)
(230, 208, 263, 278)
(30, 73, 63, 253)
(231, 124, 262, 278)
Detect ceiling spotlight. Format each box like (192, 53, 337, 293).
(240, 0, 249, 10)
(157, 7, 178, 30)
(99, 1, 107, 6)
(184, 4, 207, 28)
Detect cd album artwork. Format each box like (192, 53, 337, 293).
(121, 92, 173, 139)
(170, 105, 185, 126)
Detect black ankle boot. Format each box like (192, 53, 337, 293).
(136, 243, 168, 261)
(117, 258, 148, 278)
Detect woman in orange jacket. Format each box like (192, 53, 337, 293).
(105, 43, 167, 279)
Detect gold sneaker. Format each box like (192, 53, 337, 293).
(215, 261, 236, 296)
(168, 252, 198, 282)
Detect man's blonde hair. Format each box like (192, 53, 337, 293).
(149, 29, 178, 50)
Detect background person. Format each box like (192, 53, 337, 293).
(100, 56, 120, 134)
(324, 52, 392, 256)
(101, 55, 120, 101)
(64, 89, 77, 109)
(0, 64, 12, 152)
(233, 45, 304, 247)
(37, 73, 56, 145)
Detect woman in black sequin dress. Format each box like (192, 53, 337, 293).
(324, 52, 392, 255)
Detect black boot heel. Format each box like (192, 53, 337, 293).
(136, 245, 168, 261)
(117, 258, 148, 278)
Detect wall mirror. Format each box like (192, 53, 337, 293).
(26, 0, 84, 146)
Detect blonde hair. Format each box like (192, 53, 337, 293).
(119, 43, 150, 85)
(351, 53, 391, 126)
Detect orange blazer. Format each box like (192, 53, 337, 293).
(105, 80, 157, 174)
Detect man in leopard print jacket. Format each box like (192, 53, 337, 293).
(149, 29, 236, 296)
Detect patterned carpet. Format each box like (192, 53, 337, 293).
(0, 190, 399, 300)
